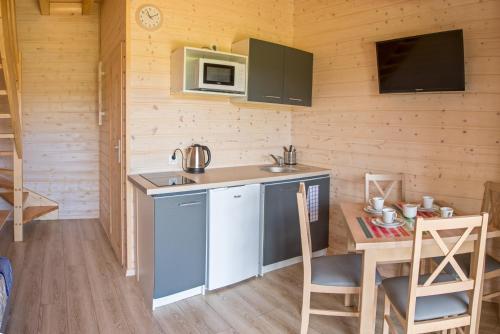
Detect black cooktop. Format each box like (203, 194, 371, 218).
(140, 172, 196, 187)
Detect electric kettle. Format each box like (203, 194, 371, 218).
(185, 144, 211, 173)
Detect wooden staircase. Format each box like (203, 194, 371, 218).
(0, 0, 59, 242)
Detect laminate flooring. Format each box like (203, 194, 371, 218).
(3, 219, 500, 333)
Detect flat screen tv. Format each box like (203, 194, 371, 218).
(376, 29, 465, 93)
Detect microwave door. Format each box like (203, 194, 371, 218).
(203, 63, 235, 86)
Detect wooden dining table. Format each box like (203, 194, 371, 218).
(340, 202, 500, 334)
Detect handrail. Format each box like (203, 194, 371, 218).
(0, 0, 22, 158)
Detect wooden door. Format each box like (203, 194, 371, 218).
(283, 47, 313, 106)
(108, 42, 126, 264)
(247, 39, 284, 104)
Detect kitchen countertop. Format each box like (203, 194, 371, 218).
(128, 164, 330, 196)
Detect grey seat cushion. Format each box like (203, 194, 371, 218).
(382, 274, 469, 322)
(433, 253, 500, 277)
(311, 254, 383, 287)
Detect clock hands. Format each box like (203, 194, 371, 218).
(145, 8, 159, 20)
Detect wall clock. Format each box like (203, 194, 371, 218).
(136, 5, 163, 31)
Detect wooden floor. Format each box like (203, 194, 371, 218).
(3, 219, 500, 334)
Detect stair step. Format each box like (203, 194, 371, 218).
(0, 90, 6, 96)
(0, 178, 13, 189)
(23, 205, 58, 224)
(0, 191, 28, 205)
(0, 114, 11, 119)
(0, 151, 13, 157)
(0, 210, 10, 230)
(0, 134, 14, 139)
(0, 168, 13, 176)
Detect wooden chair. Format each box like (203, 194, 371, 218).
(435, 181, 500, 320)
(365, 173, 406, 203)
(481, 182, 500, 311)
(365, 173, 411, 276)
(433, 182, 500, 321)
(382, 213, 489, 334)
(297, 182, 382, 334)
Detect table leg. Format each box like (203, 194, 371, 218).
(359, 250, 378, 334)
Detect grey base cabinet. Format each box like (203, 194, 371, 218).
(262, 176, 330, 266)
(135, 189, 207, 309)
(153, 192, 207, 298)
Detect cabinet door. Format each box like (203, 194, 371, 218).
(247, 39, 284, 104)
(154, 192, 206, 298)
(263, 177, 329, 266)
(283, 47, 313, 106)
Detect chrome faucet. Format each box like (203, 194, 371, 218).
(270, 154, 284, 166)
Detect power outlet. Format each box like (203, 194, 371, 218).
(168, 154, 178, 165)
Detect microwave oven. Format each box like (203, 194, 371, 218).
(189, 58, 246, 94)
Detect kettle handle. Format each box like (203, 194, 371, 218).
(202, 146, 211, 167)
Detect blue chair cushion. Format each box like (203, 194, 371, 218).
(382, 274, 469, 321)
(433, 253, 500, 277)
(311, 254, 383, 287)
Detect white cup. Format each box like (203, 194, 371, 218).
(403, 204, 418, 219)
(382, 208, 397, 224)
(370, 197, 384, 211)
(440, 207, 454, 218)
(422, 196, 434, 209)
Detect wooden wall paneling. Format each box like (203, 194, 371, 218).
(16, 0, 99, 219)
(292, 0, 500, 290)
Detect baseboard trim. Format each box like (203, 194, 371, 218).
(152, 286, 204, 310)
(261, 248, 327, 275)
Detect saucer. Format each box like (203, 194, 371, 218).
(373, 218, 405, 228)
(363, 206, 388, 215)
(417, 205, 439, 213)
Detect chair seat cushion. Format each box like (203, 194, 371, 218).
(382, 274, 469, 322)
(433, 253, 500, 277)
(311, 254, 383, 287)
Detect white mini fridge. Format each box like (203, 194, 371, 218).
(207, 184, 260, 290)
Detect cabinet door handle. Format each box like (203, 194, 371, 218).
(264, 95, 281, 99)
(288, 97, 303, 102)
(233, 194, 242, 198)
(178, 201, 202, 207)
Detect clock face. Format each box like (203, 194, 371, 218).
(136, 5, 162, 31)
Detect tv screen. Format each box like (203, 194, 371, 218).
(376, 30, 465, 93)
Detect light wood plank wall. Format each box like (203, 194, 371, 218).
(126, 0, 295, 270)
(99, 0, 126, 238)
(292, 0, 500, 269)
(16, 0, 100, 219)
(128, 0, 294, 175)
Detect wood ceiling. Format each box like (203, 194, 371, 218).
(38, 0, 94, 15)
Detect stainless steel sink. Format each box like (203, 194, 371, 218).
(261, 166, 298, 173)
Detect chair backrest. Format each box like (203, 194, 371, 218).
(406, 214, 489, 327)
(364, 173, 405, 203)
(481, 181, 500, 230)
(297, 182, 312, 282)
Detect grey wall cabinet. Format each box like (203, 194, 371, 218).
(262, 176, 329, 266)
(153, 192, 207, 298)
(283, 47, 313, 106)
(232, 38, 313, 107)
(247, 39, 285, 104)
